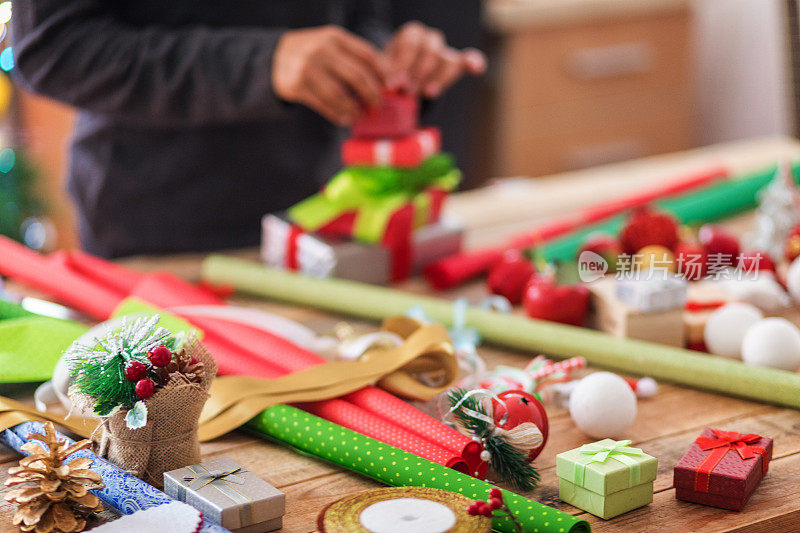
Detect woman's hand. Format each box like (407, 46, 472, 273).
(386, 21, 486, 99)
(272, 26, 388, 125)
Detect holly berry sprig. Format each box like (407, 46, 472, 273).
(67, 316, 185, 428)
(466, 488, 523, 532)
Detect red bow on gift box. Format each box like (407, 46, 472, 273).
(693, 429, 767, 493)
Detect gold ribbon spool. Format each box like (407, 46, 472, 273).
(317, 487, 491, 533)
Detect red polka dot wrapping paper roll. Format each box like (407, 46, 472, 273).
(246, 404, 590, 533)
(296, 399, 469, 473)
(342, 387, 487, 477)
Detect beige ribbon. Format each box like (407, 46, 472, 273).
(197, 317, 458, 441)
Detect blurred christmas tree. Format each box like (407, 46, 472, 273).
(0, 2, 53, 249)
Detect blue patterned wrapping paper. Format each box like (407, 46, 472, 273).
(1, 421, 229, 533)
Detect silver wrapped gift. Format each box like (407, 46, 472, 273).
(615, 276, 688, 312)
(164, 457, 285, 533)
(261, 213, 463, 284)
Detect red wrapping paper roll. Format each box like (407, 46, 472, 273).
(297, 399, 469, 473)
(424, 248, 504, 291)
(63, 250, 144, 294)
(0, 236, 124, 319)
(342, 387, 486, 477)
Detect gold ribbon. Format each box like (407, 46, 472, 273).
(197, 316, 458, 441)
(0, 395, 97, 437)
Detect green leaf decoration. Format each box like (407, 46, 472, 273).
(125, 401, 148, 429)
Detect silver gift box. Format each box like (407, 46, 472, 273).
(163, 457, 285, 533)
(261, 213, 464, 284)
(615, 276, 688, 312)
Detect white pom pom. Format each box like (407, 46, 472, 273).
(569, 372, 637, 438)
(742, 317, 800, 371)
(704, 302, 763, 359)
(634, 377, 658, 398)
(480, 450, 491, 462)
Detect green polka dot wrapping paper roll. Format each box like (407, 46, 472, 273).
(245, 404, 590, 533)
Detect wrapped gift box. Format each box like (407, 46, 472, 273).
(556, 439, 657, 519)
(261, 213, 464, 284)
(351, 91, 418, 138)
(342, 127, 441, 168)
(674, 428, 772, 511)
(588, 278, 685, 347)
(615, 276, 687, 312)
(164, 457, 285, 533)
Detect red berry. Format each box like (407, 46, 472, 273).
(123, 361, 148, 382)
(147, 345, 172, 367)
(135, 378, 155, 399)
(489, 487, 503, 500)
(467, 503, 481, 516)
(489, 497, 502, 510)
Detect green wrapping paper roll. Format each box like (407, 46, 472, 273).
(247, 404, 589, 533)
(540, 162, 800, 262)
(203, 256, 800, 410)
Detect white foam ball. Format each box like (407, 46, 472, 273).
(742, 317, 800, 371)
(569, 372, 637, 438)
(635, 377, 658, 398)
(787, 256, 800, 304)
(704, 303, 763, 359)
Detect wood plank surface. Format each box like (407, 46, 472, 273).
(2, 137, 800, 532)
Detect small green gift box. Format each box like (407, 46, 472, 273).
(556, 439, 657, 519)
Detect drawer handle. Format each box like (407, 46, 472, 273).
(568, 42, 654, 80)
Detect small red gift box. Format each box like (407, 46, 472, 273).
(342, 127, 441, 168)
(674, 428, 773, 511)
(351, 91, 418, 138)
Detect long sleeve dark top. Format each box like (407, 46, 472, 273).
(10, 0, 390, 257)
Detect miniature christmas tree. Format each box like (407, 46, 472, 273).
(745, 161, 800, 258)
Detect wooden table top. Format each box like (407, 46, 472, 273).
(3, 136, 800, 532)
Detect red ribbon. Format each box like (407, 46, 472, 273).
(692, 429, 767, 493)
(285, 225, 304, 271)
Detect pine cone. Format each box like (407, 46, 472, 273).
(169, 350, 205, 384)
(4, 422, 104, 533)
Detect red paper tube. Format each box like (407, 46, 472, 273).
(342, 387, 487, 477)
(425, 165, 729, 290)
(423, 248, 504, 291)
(296, 399, 469, 473)
(131, 271, 226, 308)
(63, 250, 144, 295)
(0, 236, 124, 319)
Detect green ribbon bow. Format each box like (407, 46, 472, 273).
(180, 465, 254, 527)
(573, 439, 645, 487)
(288, 153, 460, 243)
